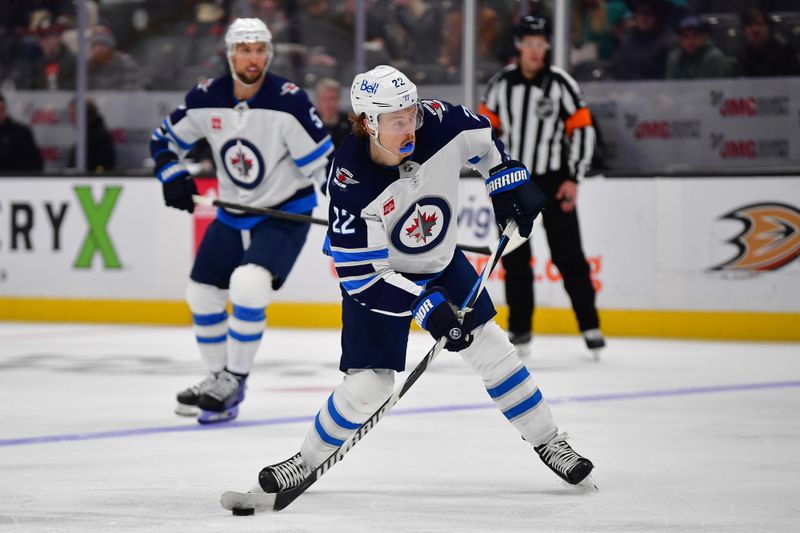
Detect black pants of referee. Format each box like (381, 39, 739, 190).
(501, 175, 600, 337)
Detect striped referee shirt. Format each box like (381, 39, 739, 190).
(480, 64, 595, 180)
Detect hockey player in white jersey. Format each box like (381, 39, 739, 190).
(149, 18, 333, 424)
(253, 65, 594, 492)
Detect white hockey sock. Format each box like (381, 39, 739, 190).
(186, 280, 228, 373)
(227, 304, 266, 374)
(300, 369, 394, 469)
(227, 264, 272, 375)
(460, 321, 557, 446)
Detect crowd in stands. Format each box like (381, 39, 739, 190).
(0, 0, 798, 174)
(1, 0, 798, 91)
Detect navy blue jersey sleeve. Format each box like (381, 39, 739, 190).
(327, 148, 422, 316)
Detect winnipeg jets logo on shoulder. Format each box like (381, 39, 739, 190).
(280, 82, 300, 96)
(422, 100, 447, 122)
(333, 167, 359, 189)
(390, 197, 451, 254)
(197, 78, 212, 92)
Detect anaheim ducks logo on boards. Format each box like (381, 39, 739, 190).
(390, 196, 451, 254)
(712, 202, 800, 271)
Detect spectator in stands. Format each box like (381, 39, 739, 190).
(314, 78, 350, 149)
(11, 12, 76, 90)
(67, 98, 115, 173)
(666, 14, 731, 79)
(60, 0, 99, 56)
(87, 25, 143, 90)
(438, 2, 499, 80)
(325, 0, 391, 81)
(737, 6, 800, 77)
(297, 0, 351, 70)
(382, 0, 443, 67)
(571, 0, 631, 64)
(0, 92, 43, 172)
(611, 0, 676, 79)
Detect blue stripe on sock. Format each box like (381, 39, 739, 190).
(192, 311, 228, 326)
(196, 334, 227, 344)
(232, 304, 265, 322)
(486, 367, 530, 399)
(228, 329, 263, 342)
(326, 394, 361, 430)
(502, 389, 543, 420)
(314, 412, 344, 446)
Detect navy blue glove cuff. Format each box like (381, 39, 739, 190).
(412, 289, 447, 330)
(486, 161, 530, 197)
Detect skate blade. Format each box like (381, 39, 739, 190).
(175, 404, 199, 417)
(576, 473, 599, 491)
(590, 348, 602, 362)
(221, 488, 276, 513)
(198, 405, 239, 424)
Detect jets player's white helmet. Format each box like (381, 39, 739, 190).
(225, 18, 273, 85)
(351, 65, 422, 133)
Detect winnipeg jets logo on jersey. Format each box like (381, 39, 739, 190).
(221, 138, 266, 189)
(197, 78, 213, 92)
(422, 100, 447, 122)
(390, 197, 451, 254)
(405, 208, 438, 243)
(333, 167, 359, 189)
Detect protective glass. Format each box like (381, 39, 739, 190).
(377, 104, 424, 135)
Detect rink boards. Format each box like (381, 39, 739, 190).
(0, 176, 798, 340)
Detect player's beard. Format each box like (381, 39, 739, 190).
(236, 65, 264, 85)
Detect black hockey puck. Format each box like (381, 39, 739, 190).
(232, 507, 255, 516)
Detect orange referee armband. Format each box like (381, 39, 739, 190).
(565, 107, 592, 137)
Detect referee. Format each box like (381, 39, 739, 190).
(480, 15, 605, 356)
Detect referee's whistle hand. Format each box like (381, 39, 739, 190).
(556, 180, 577, 213)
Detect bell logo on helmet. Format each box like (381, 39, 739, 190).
(360, 80, 379, 94)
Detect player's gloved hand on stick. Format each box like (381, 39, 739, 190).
(156, 158, 197, 213)
(411, 287, 474, 352)
(486, 160, 546, 238)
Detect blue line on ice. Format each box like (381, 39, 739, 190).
(2, 380, 798, 447)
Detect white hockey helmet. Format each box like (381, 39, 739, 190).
(225, 18, 273, 77)
(350, 65, 420, 131)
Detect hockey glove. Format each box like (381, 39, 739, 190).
(156, 158, 197, 213)
(486, 160, 546, 238)
(411, 287, 474, 352)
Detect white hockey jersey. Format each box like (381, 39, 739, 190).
(151, 74, 333, 221)
(326, 100, 506, 316)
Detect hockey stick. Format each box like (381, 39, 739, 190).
(220, 221, 518, 514)
(193, 195, 529, 257)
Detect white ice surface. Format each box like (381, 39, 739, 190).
(1, 323, 799, 532)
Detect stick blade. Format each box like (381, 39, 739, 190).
(221, 489, 276, 513)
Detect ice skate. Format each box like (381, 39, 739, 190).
(174, 373, 218, 416)
(534, 432, 596, 488)
(197, 370, 247, 424)
(582, 328, 605, 361)
(509, 331, 532, 358)
(258, 452, 311, 493)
